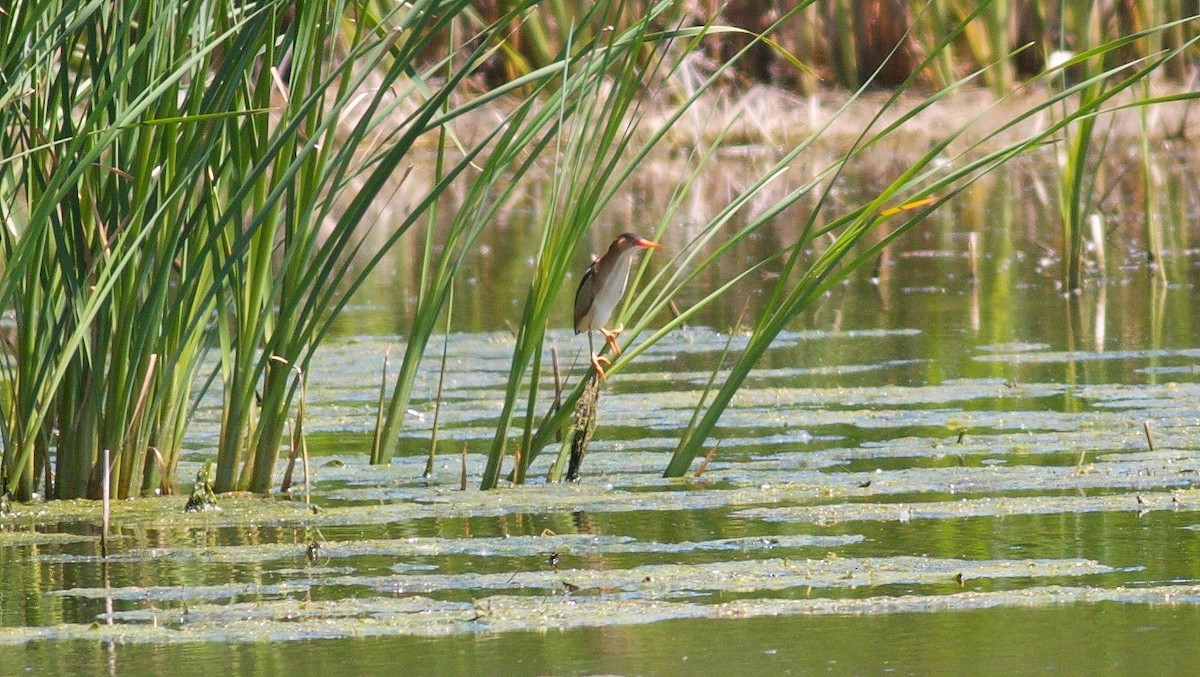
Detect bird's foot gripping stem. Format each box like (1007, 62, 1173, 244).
(590, 354, 611, 382)
(600, 326, 623, 356)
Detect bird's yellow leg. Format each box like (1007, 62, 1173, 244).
(600, 325, 624, 356)
(587, 331, 609, 382)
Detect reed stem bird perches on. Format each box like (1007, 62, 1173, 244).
(574, 233, 661, 380)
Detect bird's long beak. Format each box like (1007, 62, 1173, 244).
(632, 236, 662, 249)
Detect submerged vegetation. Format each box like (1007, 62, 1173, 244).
(0, 0, 1197, 501)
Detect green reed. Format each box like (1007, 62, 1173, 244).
(483, 4, 819, 485)
(664, 13, 1200, 476)
(0, 0, 640, 499)
(478, 1, 675, 488)
(0, 0, 266, 499)
(369, 0, 611, 468)
(1051, 10, 1197, 291)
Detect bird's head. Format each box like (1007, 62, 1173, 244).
(612, 232, 662, 253)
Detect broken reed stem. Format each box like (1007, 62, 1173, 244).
(123, 354, 158, 452)
(1143, 420, 1156, 451)
(278, 361, 309, 499)
(425, 335, 452, 480)
(101, 448, 110, 559)
(148, 446, 171, 496)
(693, 441, 722, 478)
(460, 444, 468, 491)
(302, 427, 311, 507)
(297, 367, 310, 504)
(426, 290, 455, 480)
(281, 420, 298, 493)
(371, 345, 393, 463)
(676, 299, 749, 481)
(550, 345, 563, 422)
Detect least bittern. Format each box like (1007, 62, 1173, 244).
(573, 232, 661, 380)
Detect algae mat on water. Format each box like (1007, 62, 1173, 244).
(3, 318, 1200, 650)
(2, 457, 1200, 644)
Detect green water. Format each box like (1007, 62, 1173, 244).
(11, 605, 1200, 676)
(3, 150, 1200, 674)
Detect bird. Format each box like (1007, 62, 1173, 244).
(574, 232, 661, 380)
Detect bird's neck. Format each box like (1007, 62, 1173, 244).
(599, 247, 637, 284)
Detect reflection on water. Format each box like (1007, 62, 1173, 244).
(3, 145, 1200, 674)
(338, 144, 1200, 341)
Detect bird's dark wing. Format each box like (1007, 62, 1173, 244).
(573, 260, 597, 334)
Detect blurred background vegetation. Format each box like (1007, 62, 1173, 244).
(456, 0, 1198, 93)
